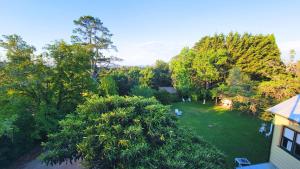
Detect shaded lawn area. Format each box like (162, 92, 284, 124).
(172, 102, 271, 168)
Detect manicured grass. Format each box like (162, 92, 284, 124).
(172, 102, 272, 168)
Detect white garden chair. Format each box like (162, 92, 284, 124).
(259, 123, 266, 133)
(174, 109, 182, 116)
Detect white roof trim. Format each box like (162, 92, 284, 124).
(267, 95, 300, 123)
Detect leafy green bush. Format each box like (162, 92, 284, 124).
(130, 85, 155, 98)
(99, 75, 118, 96)
(41, 95, 225, 169)
(0, 95, 38, 168)
(154, 90, 179, 104)
(232, 96, 258, 115)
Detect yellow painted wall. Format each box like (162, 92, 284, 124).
(269, 115, 300, 169)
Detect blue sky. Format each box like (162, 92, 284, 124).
(0, 0, 300, 65)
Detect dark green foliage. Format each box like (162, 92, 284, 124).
(138, 129, 225, 169)
(110, 71, 132, 96)
(224, 67, 254, 97)
(258, 74, 300, 103)
(139, 60, 172, 89)
(192, 49, 229, 103)
(104, 67, 142, 96)
(193, 34, 230, 82)
(170, 47, 228, 103)
(130, 85, 155, 98)
(152, 60, 172, 89)
(171, 33, 286, 96)
(47, 41, 96, 114)
(154, 90, 179, 104)
(41, 96, 225, 169)
(170, 33, 288, 114)
(139, 67, 155, 87)
(0, 95, 37, 167)
(215, 67, 259, 114)
(106, 63, 173, 96)
(0, 35, 42, 166)
(227, 33, 285, 80)
(0, 35, 97, 167)
(170, 48, 194, 97)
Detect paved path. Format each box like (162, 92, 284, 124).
(18, 159, 83, 169)
(7, 146, 83, 169)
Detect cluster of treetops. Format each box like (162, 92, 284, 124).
(0, 15, 299, 169)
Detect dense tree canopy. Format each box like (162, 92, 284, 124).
(170, 33, 288, 103)
(130, 85, 155, 98)
(152, 60, 172, 88)
(226, 33, 285, 79)
(258, 74, 300, 102)
(192, 33, 285, 80)
(0, 35, 97, 166)
(170, 48, 194, 97)
(47, 41, 96, 114)
(0, 35, 45, 165)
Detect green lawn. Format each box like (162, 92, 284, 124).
(172, 102, 271, 168)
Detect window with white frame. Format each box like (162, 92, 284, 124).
(280, 127, 300, 158)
